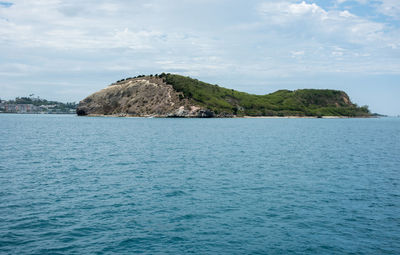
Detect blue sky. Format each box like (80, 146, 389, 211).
(0, 0, 399, 115)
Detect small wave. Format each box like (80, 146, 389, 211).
(165, 190, 186, 197)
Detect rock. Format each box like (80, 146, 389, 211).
(197, 109, 214, 118)
(76, 77, 210, 117)
(76, 107, 88, 116)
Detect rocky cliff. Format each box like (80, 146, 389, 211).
(76, 76, 214, 117)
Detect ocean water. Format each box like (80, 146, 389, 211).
(0, 114, 399, 254)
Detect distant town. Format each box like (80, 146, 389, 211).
(0, 95, 77, 114)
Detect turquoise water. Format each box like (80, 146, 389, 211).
(1, 114, 399, 254)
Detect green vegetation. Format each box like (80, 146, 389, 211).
(10, 97, 77, 110)
(1, 97, 77, 113)
(158, 73, 371, 117)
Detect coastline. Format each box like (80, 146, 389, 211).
(82, 114, 374, 119)
(243, 116, 346, 119)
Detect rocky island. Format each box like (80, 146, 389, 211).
(76, 73, 371, 118)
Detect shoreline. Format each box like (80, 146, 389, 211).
(0, 113, 379, 118)
(82, 114, 375, 119)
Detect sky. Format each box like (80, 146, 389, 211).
(0, 0, 399, 115)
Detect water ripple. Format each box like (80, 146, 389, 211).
(0, 115, 399, 254)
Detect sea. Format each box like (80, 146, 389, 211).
(0, 114, 399, 254)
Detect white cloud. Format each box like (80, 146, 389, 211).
(336, 0, 368, 4)
(0, 1, 169, 49)
(291, 50, 305, 58)
(252, 0, 400, 75)
(331, 51, 344, 57)
(259, 1, 386, 45)
(339, 10, 355, 18)
(259, 1, 328, 24)
(288, 1, 326, 16)
(337, 0, 400, 19)
(378, 0, 400, 18)
(0, 0, 400, 106)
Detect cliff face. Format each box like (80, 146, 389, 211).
(77, 74, 371, 117)
(76, 77, 214, 117)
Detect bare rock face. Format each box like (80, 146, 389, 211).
(76, 77, 209, 117)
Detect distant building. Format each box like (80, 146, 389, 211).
(2, 103, 40, 113)
(0, 98, 76, 114)
(5, 104, 17, 112)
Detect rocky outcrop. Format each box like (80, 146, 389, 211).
(76, 77, 215, 117)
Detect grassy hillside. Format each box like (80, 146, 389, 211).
(156, 73, 370, 117)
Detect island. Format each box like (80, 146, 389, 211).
(76, 73, 372, 118)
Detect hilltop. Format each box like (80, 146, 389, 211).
(76, 73, 371, 118)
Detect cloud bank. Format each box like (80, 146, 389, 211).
(0, 0, 399, 114)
